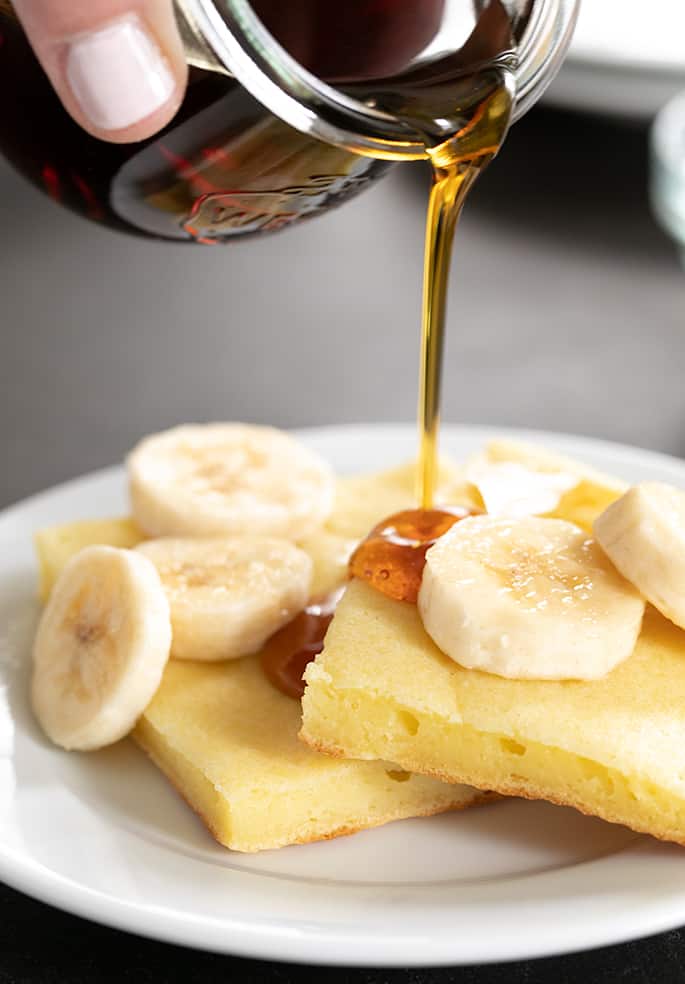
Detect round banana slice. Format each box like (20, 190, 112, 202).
(32, 546, 172, 751)
(136, 536, 312, 661)
(418, 515, 645, 680)
(594, 482, 685, 629)
(127, 423, 335, 541)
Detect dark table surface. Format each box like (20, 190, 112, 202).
(2, 96, 685, 981)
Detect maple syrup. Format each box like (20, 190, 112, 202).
(261, 589, 344, 700)
(347, 63, 514, 602)
(262, 504, 480, 697)
(262, 65, 512, 695)
(0, 0, 443, 241)
(349, 506, 478, 603)
(417, 83, 513, 507)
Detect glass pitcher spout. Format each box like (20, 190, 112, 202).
(175, 0, 579, 160)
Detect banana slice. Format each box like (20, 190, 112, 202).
(128, 423, 335, 541)
(594, 482, 685, 629)
(135, 536, 312, 661)
(466, 461, 578, 517)
(32, 546, 172, 751)
(418, 515, 645, 680)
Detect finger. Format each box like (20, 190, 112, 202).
(12, 0, 187, 143)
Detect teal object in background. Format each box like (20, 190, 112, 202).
(651, 91, 685, 265)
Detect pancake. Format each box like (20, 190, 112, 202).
(300, 443, 685, 845)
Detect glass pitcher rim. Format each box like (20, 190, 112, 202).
(180, 0, 580, 161)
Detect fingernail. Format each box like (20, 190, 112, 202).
(65, 15, 175, 131)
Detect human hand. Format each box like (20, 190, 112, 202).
(11, 0, 187, 142)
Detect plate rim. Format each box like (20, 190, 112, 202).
(3, 421, 685, 967)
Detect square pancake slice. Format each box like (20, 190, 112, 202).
(301, 445, 685, 846)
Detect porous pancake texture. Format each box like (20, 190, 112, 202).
(301, 446, 685, 846)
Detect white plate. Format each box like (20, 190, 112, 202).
(547, 1, 685, 117)
(3, 424, 685, 967)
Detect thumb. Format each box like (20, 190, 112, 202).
(12, 0, 187, 143)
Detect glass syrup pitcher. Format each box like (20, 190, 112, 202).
(0, 0, 578, 243)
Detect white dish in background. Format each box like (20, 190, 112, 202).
(546, 0, 685, 118)
(2, 424, 685, 966)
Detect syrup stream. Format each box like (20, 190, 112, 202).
(417, 79, 514, 507)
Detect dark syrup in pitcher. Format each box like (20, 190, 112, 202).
(0, 0, 445, 242)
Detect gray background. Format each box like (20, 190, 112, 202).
(0, 106, 684, 509)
